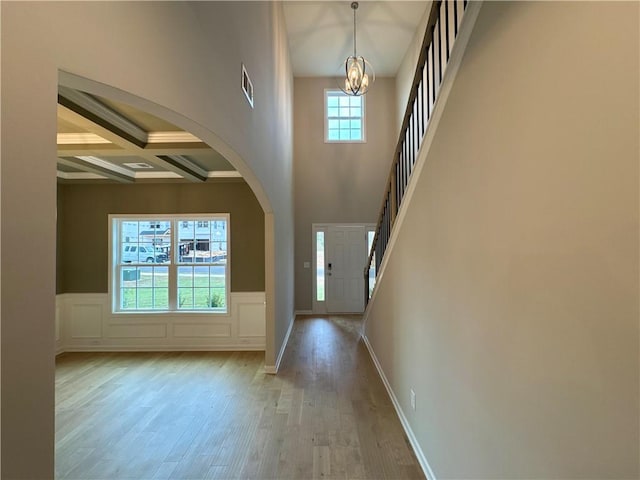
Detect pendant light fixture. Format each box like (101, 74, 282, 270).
(340, 1, 375, 96)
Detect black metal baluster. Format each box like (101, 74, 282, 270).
(438, 16, 443, 83)
(420, 78, 425, 138)
(396, 155, 401, 208)
(445, 0, 450, 62)
(431, 27, 436, 106)
(454, 0, 458, 36)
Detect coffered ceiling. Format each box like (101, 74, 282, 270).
(56, 87, 238, 184)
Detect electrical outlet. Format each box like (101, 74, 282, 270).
(410, 388, 416, 411)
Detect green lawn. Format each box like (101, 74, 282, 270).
(121, 269, 226, 310)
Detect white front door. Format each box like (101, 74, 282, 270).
(326, 225, 366, 313)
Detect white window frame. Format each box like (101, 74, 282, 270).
(109, 214, 230, 315)
(324, 89, 366, 143)
(312, 224, 328, 314)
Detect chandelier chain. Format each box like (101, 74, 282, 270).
(353, 2, 357, 57)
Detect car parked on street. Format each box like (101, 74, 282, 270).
(122, 245, 168, 263)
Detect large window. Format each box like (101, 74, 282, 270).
(325, 89, 365, 142)
(111, 215, 229, 313)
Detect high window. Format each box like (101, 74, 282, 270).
(110, 215, 229, 313)
(325, 89, 365, 142)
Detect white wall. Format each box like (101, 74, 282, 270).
(1, 2, 293, 478)
(364, 1, 639, 478)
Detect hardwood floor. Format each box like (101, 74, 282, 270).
(56, 315, 425, 479)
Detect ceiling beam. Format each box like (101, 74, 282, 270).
(57, 157, 135, 183)
(57, 144, 212, 157)
(57, 101, 207, 183)
(58, 87, 147, 147)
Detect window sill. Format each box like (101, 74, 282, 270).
(111, 310, 230, 318)
(324, 139, 366, 144)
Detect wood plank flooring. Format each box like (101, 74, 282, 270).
(56, 315, 425, 479)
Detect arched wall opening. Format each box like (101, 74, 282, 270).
(58, 72, 276, 364)
(2, 4, 294, 478)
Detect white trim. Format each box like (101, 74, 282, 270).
(61, 345, 264, 352)
(311, 224, 327, 314)
(76, 155, 136, 177)
(324, 88, 366, 144)
(364, 0, 483, 325)
(264, 313, 294, 374)
(207, 171, 242, 178)
(56, 170, 241, 180)
(57, 132, 111, 144)
(58, 131, 204, 147)
(147, 132, 202, 143)
(362, 333, 437, 480)
(56, 292, 266, 353)
(133, 171, 183, 179)
(57, 171, 106, 180)
(109, 214, 231, 314)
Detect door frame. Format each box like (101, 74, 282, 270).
(312, 223, 375, 314)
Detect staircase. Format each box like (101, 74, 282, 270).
(365, 0, 481, 303)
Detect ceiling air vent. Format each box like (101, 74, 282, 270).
(242, 64, 254, 108)
(123, 162, 154, 169)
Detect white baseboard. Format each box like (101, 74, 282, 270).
(62, 344, 265, 353)
(294, 309, 312, 316)
(362, 334, 437, 480)
(264, 313, 295, 374)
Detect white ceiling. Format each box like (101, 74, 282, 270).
(283, 1, 429, 77)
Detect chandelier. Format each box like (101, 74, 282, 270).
(340, 2, 375, 96)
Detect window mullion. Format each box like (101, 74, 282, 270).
(115, 264, 122, 310)
(169, 219, 178, 310)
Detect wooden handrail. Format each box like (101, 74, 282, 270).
(365, 0, 469, 301)
(365, 0, 442, 275)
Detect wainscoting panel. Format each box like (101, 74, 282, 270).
(238, 303, 267, 337)
(70, 304, 103, 338)
(173, 323, 231, 338)
(57, 292, 265, 352)
(107, 324, 167, 339)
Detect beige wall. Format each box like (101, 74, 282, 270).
(1, 2, 293, 478)
(293, 77, 396, 311)
(365, 1, 639, 478)
(57, 181, 265, 294)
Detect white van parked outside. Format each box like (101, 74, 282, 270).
(122, 245, 168, 263)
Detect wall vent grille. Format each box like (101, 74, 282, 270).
(242, 64, 254, 108)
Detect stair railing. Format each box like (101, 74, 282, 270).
(365, 0, 470, 303)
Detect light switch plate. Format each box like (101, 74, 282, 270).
(303, 262, 310, 269)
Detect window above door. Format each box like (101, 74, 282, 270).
(324, 89, 366, 143)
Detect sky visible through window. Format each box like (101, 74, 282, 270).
(326, 90, 363, 142)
